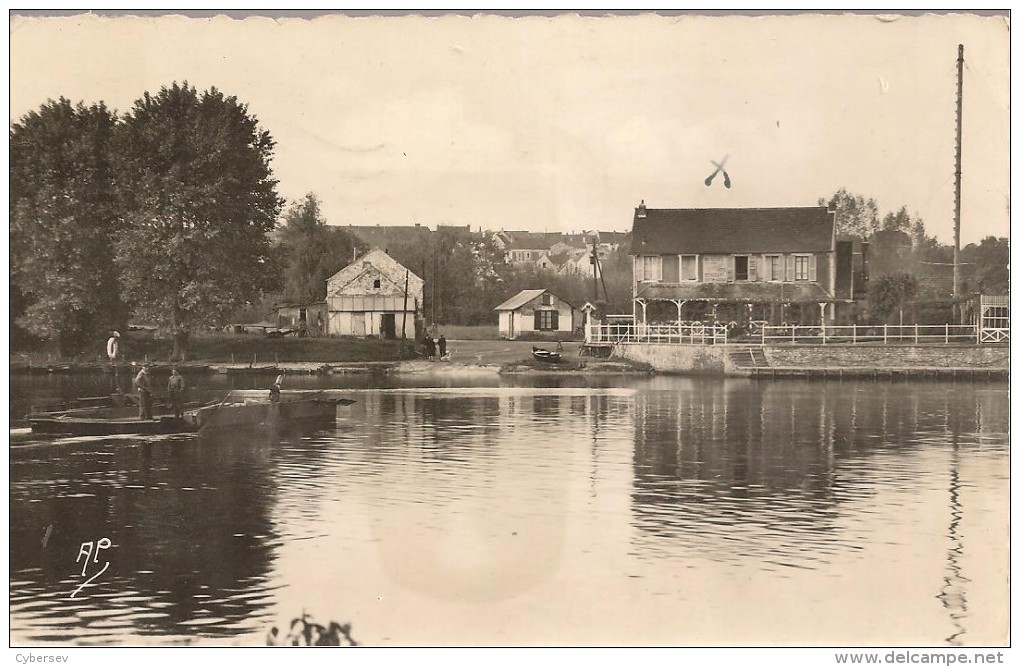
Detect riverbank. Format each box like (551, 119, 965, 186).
(10, 339, 1008, 379)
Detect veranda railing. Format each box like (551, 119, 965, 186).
(759, 324, 979, 345)
(587, 322, 728, 345)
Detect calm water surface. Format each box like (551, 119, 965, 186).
(9, 373, 1009, 646)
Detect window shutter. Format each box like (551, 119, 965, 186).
(785, 255, 794, 281)
(635, 256, 644, 281)
(727, 256, 735, 282)
(748, 256, 757, 281)
(809, 254, 817, 282)
(551, 310, 559, 330)
(534, 311, 541, 330)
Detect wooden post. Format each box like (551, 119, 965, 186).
(945, 323, 949, 344)
(883, 324, 888, 344)
(914, 323, 919, 344)
(400, 269, 410, 340)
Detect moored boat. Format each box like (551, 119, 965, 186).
(531, 347, 562, 362)
(25, 390, 355, 436)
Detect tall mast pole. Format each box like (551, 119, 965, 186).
(953, 43, 964, 302)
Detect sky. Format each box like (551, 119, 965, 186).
(8, 11, 1011, 244)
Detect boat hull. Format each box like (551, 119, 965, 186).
(28, 416, 198, 436)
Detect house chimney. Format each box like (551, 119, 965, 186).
(636, 200, 647, 218)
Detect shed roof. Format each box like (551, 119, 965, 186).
(631, 206, 834, 254)
(494, 289, 547, 311)
(494, 289, 575, 311)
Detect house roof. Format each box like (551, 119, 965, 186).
(505, 232, 563, 251)
(494, 289, 548, 311)
(494, 288, 575, 311)
(631, 206, 834, 254)
(326, 248, 424, 296)
(635, 282, 836, 303)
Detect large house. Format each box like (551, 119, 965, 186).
(325, 249, 424, 338)
(494, 289, 578, 339)
(629, 203, 847, 327)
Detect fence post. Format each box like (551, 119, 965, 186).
(914, 323, 918, 344)
(852, 325, 857, 345)
(883, 324, 887, 344)
(945, 323, 949, 344)
(792, 326, 796, 344)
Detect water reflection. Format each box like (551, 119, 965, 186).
(9, 428, 293, 644)
(628, 378, 1008, 644)
(8, 374, 1009, 646)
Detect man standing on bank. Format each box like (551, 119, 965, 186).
(167, 367, 185, 419)
(133, 364, 153, 420)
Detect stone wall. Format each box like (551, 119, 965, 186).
(614, 343, 742, 375)
(613, 342, 1007, 375)
(765, 345, 1008, 368)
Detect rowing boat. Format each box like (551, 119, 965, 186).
(26, 390, 355, 436)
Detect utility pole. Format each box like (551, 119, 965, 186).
(953, 43, 964, 306)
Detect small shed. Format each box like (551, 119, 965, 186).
(494, 289, 577, 340)
(276, 302, 327, 335)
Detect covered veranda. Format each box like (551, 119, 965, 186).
(633, 283, 840, 334)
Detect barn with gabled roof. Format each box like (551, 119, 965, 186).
(325, 249, 424, 338)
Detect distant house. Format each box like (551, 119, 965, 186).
(494, 289, 578, 339)
(630, 203, 846, 326)
(501, 231, 564, 264)
(325, 249, 424, 339)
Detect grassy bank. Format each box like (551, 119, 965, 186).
(11, 333, 412, 364)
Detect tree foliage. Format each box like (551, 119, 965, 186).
(113, 82, 283, 358)
(961, 236, 1009, 295)
(279, 193, 365, 303)
(10, 98, 125, 355)
(867, 272, 919, 323)
(819, 188, 879, 240)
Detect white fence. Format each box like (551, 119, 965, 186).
(587, 322, 729, 345)
(979, 328, 1009, 344)
(760, 324, 979, 345)
(586, 321, 1001, 346)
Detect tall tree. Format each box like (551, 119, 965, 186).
(962, 236, 1009, 295)
(10, 98, 124, 355)
(113, 83, 283, 359)
(819, 188, 880, 240)
(867, 272, 919, 324)
(279, 193, 364, 303)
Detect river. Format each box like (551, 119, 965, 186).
(8, 373, 1009, 646)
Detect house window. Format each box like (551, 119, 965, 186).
(373, 278, 381, 289)
(734, 255, 749, 281)
(534, 309, 558, 330)
(640, 255, 662, 282)
(541, 293, 554, 306)
(681, 255, 698, 281)
(765, 255, 782, 281)
(794, 255, 811, 281)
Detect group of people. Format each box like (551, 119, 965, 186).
(422, 333, 447, 360)
(107, 330, 188, 421)
(131, 364, 186, 421)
